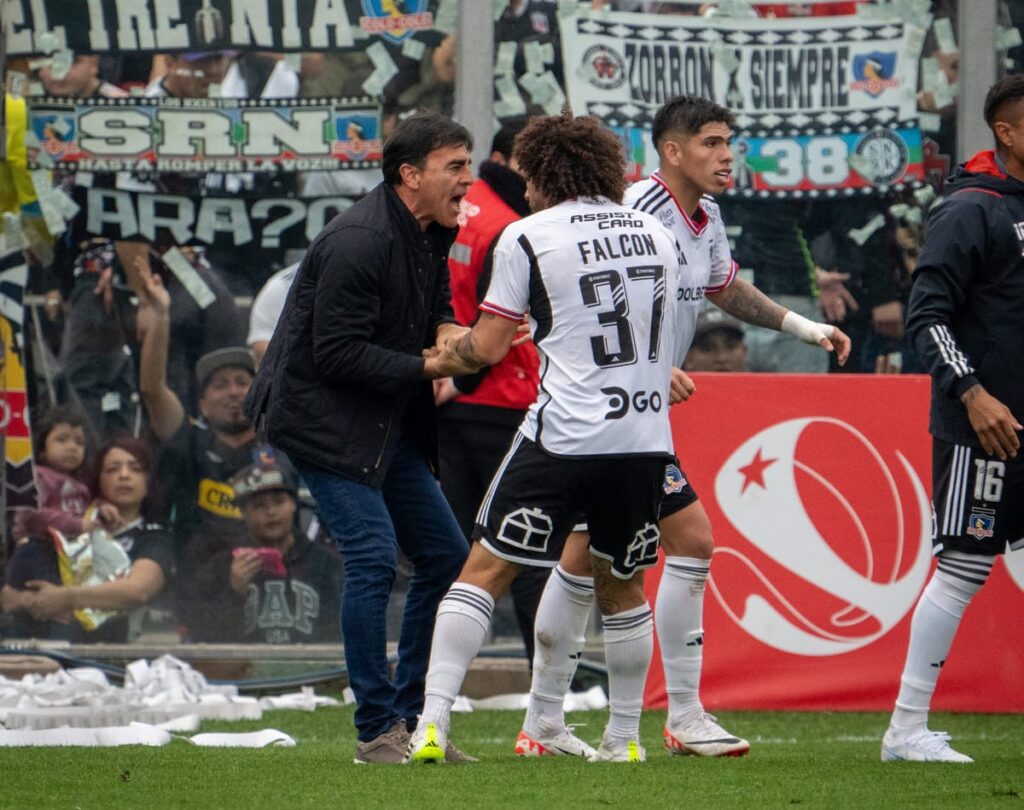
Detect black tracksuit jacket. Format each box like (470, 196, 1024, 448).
(245, 183, 457, 486)
(907, 150, 1024, 448)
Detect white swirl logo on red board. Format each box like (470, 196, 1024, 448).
(710, 417, 932, 656)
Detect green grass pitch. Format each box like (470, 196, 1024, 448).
(2, 705, 1021, 808)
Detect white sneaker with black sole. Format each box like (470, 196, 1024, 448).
(881, 727, 973, 763)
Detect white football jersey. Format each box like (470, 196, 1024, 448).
(481, 197, 680, 458)
(625, 173, 738, 367)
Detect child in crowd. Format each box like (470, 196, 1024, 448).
(2, 436, 172, 642)
(10, 405, 117, 542)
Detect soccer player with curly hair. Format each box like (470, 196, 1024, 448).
(406, 110, 685, 763)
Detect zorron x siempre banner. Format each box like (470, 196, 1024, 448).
(562, 8, 928, 197)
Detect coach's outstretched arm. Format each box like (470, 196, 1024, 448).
(708, 276, 851, 366)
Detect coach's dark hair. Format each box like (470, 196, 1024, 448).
(512, 110, 626, 205)
(651, 95, 736, 151)
(382, 112, 473, 186)
(984, 75, 1024, 139)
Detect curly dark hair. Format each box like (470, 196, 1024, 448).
(512, 110, 626, 205)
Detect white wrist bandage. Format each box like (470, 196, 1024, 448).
(781, 311, 835, 345)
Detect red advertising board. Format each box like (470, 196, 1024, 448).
(644, 373, 1024, 712)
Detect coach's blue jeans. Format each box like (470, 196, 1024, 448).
(296, 436, 468, 742)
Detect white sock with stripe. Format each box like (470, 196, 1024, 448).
(420, 583, 494, 730)
(602, 603, 654, 741)
(657, 556, 711, 727)
(523, 566, 594, 738)
(889, 551, 993, 734)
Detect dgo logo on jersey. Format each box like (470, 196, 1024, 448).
(709, 417, 932, 656)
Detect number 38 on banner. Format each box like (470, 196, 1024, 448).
(729, 127, 926, 196)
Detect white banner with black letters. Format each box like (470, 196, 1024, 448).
(562, 8, 929, 196)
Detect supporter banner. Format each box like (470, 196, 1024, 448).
(0, 249, 37, 510)
(82, 188, 353, 249)
(730, 126, 925, 198)
(644, 374, 1024, 712)
(4, 0, 440, 55)
(563, 8, 928, 194)
(26, 97, 382, 172)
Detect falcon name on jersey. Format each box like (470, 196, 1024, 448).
(625, 173, 738, 366)
(481, 196, 680, 458)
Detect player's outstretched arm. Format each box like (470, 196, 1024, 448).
(707, 277, 787, 330)
(708, 277, 850, 366)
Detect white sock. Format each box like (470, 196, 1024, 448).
(420, 583, 494, 730)
(657, 556, 710, 727)
(601, 603, 654, 741)
(524, 566, 594, 737)
(889, 552, 992, 734)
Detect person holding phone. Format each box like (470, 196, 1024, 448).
(218, 460, 344, 644)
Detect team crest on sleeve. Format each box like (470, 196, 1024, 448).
(965, 508, 996, 540)
(663, 464, 687, 495)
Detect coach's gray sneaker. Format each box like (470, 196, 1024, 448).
(881, 727, 973, 763)
(354, 720, 410, 764)
(444, 741, 479, 763)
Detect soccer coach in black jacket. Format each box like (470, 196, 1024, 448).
(246, 113, 475, 764)
(882, 76, 1024, 764)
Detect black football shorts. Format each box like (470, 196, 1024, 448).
(474, 433, 667, 578)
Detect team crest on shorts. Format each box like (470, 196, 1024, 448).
(498, 507, 553, 552)
(663, 464, 687, 495)
(965, 508, 996, 540)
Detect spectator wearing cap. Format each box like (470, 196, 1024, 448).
(684, 312, 749, 372)
(222, 461, 343, 644)
(134, 263, 287, 640)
